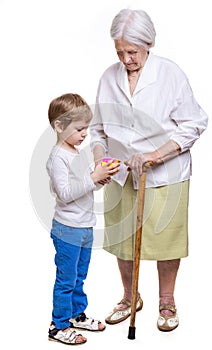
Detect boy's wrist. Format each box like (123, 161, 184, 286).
(90, 172, 98, 184)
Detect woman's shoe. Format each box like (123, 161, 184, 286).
(105, 297, 143, 324)
(157, 304, 179, 332)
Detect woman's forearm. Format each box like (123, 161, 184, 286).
(93, 144, 106, 165)
(150, 140, 181, 165)
(128, 140, 181, 175)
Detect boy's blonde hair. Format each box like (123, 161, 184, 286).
(48, 93, 93, 129)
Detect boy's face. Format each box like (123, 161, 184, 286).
(59, 120, 89, 147)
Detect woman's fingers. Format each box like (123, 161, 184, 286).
(128, 155, 144, 175)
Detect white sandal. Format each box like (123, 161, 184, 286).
(49, 322, 87, 345)
(70, 313, 106, 331)
(157, 304, 179, 332)
(105, 297, 143, 325)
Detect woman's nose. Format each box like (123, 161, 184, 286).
(122, 52, 132, 64)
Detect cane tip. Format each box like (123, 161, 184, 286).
(128, 326, 136, 339)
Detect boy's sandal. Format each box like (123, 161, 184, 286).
(105, 296, 143, 325)
(70, 312, 106, 332)
(157, 304, 179, 332)
(49, 323, 87, 345)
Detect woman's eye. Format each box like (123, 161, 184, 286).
(117, 51, 137, 56)
(129, 51, 137, 55)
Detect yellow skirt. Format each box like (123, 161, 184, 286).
(103, 173, 189, 261)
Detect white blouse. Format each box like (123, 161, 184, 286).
(90, 52, 208, 188)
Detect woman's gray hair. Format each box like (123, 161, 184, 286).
(110, 9, 156, 50)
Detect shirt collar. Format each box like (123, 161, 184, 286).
(116, 51, 157, 99)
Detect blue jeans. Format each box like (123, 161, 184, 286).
(50, 219, 93, 330)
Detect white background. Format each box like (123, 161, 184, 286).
(0, 0, 211, 349)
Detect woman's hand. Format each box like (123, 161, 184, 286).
(126, 141, 181, 175)
(126, 153, 156, 175)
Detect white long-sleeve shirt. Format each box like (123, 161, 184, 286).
(46, 145, 96, 227)
(90, 52, 208, 188)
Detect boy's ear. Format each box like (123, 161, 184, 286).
(54, 120, 64, 133)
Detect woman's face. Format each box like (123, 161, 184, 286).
(115, 39, 148, 72)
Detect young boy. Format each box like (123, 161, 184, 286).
(46, 93, 119, 345)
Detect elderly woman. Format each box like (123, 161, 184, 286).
(90, 9, 208, 331)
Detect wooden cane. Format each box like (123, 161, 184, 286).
(127, 161, 153, 340)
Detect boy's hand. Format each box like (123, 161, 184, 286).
(91, 161, 120, 185)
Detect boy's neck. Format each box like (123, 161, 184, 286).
(56, 140, 79, 154)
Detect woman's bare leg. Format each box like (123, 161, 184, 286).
(157, 259, 180, 316)
(117, 257, 140, 309)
